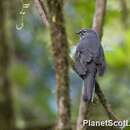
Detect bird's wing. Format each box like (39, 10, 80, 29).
(75, 48, 87, 76)
(76, 36, 98, 65)
(81, 35, 106, 76)
(75, 46, 94, 77)
(94, 46, 106, 76)
(80, 49, 93, 64)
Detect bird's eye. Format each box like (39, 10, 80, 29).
(84, 30, 87, 33)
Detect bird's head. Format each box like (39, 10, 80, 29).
(76, 29, 93, 39)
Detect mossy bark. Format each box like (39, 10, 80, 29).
(45, 1, 71, 130)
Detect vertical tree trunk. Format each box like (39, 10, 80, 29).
(76, 1, 107, 130)
(92, 0, 107, 39)
(45, 1, 71, 130)
(0, 0, 15, 129)
(76, 90, 90, 130)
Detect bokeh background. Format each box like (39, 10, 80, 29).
(0, 0, 130, 129)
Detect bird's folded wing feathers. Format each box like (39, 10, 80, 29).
(95, 47, 106, 75)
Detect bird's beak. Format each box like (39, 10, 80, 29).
(75, 31, 80, 35)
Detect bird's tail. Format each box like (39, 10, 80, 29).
(83, 73, 95, 102)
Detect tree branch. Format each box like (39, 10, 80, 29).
(34, 0, 49, 26)
(95, 82, 118, 121)
(92, 0, 107, 39)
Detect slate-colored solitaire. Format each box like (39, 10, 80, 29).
(75, 29, 106, 102)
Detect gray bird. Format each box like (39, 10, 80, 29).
(74, 29, 106, 102)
